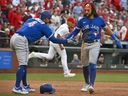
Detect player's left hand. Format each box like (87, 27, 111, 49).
(115, 40, 123, 48)
(67, 38, 78, 45)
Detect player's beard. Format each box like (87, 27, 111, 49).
(85, 13, 93, 18)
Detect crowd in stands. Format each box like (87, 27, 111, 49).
(0, 0, 128, 47)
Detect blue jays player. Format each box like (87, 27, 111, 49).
(10, 11, 73, 94)
(66, 3, 123, 94)
(28, 17, 76, 77)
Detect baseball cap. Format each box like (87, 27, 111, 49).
(67, 17, 76, 24)
(40, 83, 56, 94)
(40, 11, 52, 20)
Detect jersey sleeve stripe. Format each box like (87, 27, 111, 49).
(48, 33, 54, 39)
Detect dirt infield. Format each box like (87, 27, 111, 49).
(1, 68, 128, 96)
(0, 80, 128, 96)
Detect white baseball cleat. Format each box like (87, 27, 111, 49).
(64, 73, 76, 77)
(88, 85, 94, 94)
(81, 84, 90, 92)
(28, 52, 35, 59)
(12, 86, 28, 94)
(22, 84, 35, 92)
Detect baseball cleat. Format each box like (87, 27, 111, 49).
(12, 86, 28, 94)
(28, 52, 35, 59)
(81, 84, 90, 92)
(64, 73, 76, 77)
(88, 86, 94, 94)
(22, 84, 35, 92)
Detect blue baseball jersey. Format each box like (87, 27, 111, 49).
(67, 16, 106, 41)
(16, 18, 67, 44)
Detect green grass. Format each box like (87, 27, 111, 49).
(0, 93, 25, 96)
(0, 73, 128, 82)
(96, 73, 128, 82)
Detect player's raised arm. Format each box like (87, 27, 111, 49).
(65, 20, 81, 39)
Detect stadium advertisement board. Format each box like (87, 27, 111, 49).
(0, 51, 13, 69)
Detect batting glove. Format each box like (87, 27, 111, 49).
(114, 40, 123, 48)
(111, 34, 123, 48)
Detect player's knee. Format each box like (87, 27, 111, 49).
(47, 56, 54, 60)
(89, 63, 96, 70)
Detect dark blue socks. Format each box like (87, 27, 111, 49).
(83, 65, 90, 84)
(83, 64, 96, 86)
(22, 66, 27, 86)
(89, 63, 96, 86)
(15, 65, 27, 87)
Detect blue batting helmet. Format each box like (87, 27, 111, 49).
(40, 83, 56, 94)
(40, 11, 52, 20)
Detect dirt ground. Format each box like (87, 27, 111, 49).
(0, 69, 128, 96)
(0, 80, 128, 96)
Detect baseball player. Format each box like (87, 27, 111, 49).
(66, 3, 123, 94)
(10, 11, 74, 94)
(28, 17, 76, 77)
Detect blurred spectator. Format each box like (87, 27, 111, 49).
(26, 0, 32, 7)
(60, 10, 67, 24)
(0, 0, 8, 13)
(63, 4, 71, 16)
(61, 0, 70, 7)
(54, 0, 63, 11)
(71, 53, 80, 65)
(111, 0, 122, 11)
(8, 6, 17, 26)
(51, 9, 61, 32)
(60, 7, 71, 24)
(122, 54, 128, 67)
(72, 1, 83, 19)
(9, 26, 16, 37)
(113, 27, 121, 40)
(14, 7, 23, 29)
(0, 27, 10, 47)
(120, 0, 128, 11)
(119, 24, 127, 41)
(12, 0, 20, 6)
(93, 0, 102, 9)
(98, 53, 104, 64)
(43, 0, 54, 11)
(22, 11, 32, 22)
(124, 23, 128, 41)
(0, 8, 8, 23)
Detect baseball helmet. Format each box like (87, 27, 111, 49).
(40, 10, 52, 20)
(40, 83, 56, 94)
